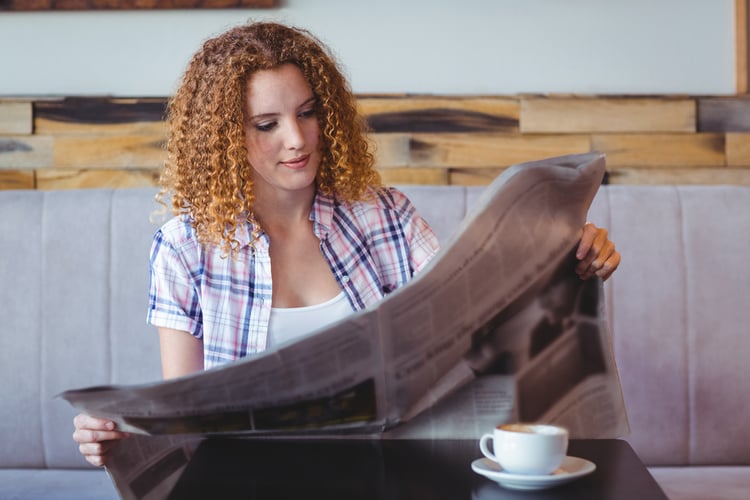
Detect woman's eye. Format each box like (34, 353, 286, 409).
(255, 121, 276, 132)
(299, 108, 316, 119)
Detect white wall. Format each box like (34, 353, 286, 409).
(0, 0, 736, 97)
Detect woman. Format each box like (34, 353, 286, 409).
(73, 21, 620, 467)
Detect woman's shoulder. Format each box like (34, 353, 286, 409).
(153, 214, 199, 250)
(345, 186, 415, 215)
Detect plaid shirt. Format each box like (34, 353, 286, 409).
(147, 187, 440, 369)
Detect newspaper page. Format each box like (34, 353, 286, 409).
(60, 151, 628, 499)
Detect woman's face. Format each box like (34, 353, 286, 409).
(244, 63, 322, 199)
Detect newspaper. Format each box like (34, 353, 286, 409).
(61, 151, 629, 499)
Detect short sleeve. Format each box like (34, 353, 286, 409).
(387, 187, 441, 274)
(146, 226, 203, 338)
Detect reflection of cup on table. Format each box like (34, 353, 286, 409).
(479, 423, 568, 475)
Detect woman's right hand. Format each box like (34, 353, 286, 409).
(72, 413, 130, 467)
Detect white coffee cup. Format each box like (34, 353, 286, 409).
(479, 423, 568, 475)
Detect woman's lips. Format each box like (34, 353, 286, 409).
(281, 154, 310, 169)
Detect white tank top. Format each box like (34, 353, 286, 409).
(267, 292, 352, 347)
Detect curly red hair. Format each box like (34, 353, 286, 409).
(158, 22, 380, 254)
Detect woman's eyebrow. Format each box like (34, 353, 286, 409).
(250, 96, 317, 120)
(299, 96, 316, 107)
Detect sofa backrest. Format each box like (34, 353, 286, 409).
(0, 189, 164, 469)
(588, 185, 750, 466)
(1, 185, 748, 468)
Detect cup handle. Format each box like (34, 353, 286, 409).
(479, 433, 498, 462)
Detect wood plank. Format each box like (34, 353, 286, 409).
(698, 97, 750, 131)
(521, 97, 696, 133)
(0, 170, 35, 190)
(0, 101, 33, 134)
(0, 136, 54, 168)
(36, 117, 167, 136)
(449, 167, 506, 186)
(369, 133, 410, 168)
(54, 134, 167, 168)
(591, 133, 725, 167)
(36, 169, 160, 190)
(607, 167, 750, 185)
(0, 0, 278, 10)
(35, 98, 167, 135)
(359, 97, 519, 133)
(409, 133, 591, 168)
(737, 0, 749, 93)
(376, 167, 448, 185)
(726, 133, 750, 166)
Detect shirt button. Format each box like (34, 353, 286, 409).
(342, 275, 350, 283)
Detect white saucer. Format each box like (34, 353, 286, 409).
(471, 456, 596, 491)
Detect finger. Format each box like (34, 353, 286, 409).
(580, 242, 621, 281)
(73, 428, 129, 444)
(79, 442, 104, 456)
(576, 229, 608, 275)
(74, 413, 116, 432)
(79, 439, 120, 456)
(79, 442, 110, 467)
(84, 453, 107, 467)
(576, 223, 598, 260)
(578, 239, 614, 279)
(595, 250, 622, 281)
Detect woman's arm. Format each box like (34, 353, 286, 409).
(158, 327, 204, 379)
(73, 327, 204, 467)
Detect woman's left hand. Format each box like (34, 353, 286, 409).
(575, 222, 621, 281)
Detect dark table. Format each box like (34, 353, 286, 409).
(168, 438, 667, 499)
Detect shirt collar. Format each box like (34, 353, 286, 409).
(311, 190, 335, 238)
(233, 219, 257, 249)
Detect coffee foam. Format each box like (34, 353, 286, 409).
(499, 423, 566, 435)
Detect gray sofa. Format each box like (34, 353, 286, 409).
(1, 184, 749, 499)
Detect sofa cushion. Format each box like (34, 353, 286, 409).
(0, 469, 118, 500)
(648, 466, 750, 500)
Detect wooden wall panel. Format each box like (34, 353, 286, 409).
(34, 98, 167, 135)
(36, 169, 160, 190)
(0, 0, 278, 10)
(0, 102, 33, 135)
(449, 168, 506, 186)
(0, 136, 54, 168)
(726, 133, 750, 166)
(591, 133, 725, 167)
(35, 118, 167, 137)
(521, 97, 695, 133)
(369, 134, 410, 168)
(0, 170, 35, 190)
(698, 97, 750, 131)
(736, 0, 749, 94)
(409, 133, 591, 168)
(2, 95, 750, 189)
(608, 168, 750, 185)
(359, 97, 519, 133)
(377, 167, 448, 186)
(53, 135, 166, 168)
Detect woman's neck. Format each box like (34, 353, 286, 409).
(252, 184, 316, 233)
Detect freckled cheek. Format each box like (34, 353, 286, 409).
(307, 124, 322, 151)
(244, 134, 278, 164)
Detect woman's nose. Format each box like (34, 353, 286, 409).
(283, 120, 305, 150)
